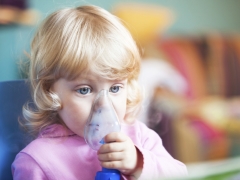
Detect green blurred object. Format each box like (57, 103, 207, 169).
(159, 156, 240, 180)
(0, 24, 32, 81)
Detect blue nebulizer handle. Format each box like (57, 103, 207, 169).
(95, 168, 121, 180)
(84, 89, 121, 180)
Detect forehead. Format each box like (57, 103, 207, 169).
(73, 69, 128, 82)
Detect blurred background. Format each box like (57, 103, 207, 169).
(1, 0, 240, 179)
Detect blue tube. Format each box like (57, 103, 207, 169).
(95, 167, 121, 180)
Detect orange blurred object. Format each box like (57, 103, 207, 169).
(113, 3, 175, 46)
(0, 6, 39, 25)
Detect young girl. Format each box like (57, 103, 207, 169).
(12, 5, 187, 180)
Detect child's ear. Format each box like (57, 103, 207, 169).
(49, 91, 62, 111)
(49, 81, 57, 93)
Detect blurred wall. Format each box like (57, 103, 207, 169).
(1, 0, 240, 81)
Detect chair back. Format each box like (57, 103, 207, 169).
(0, 80, 33, 180)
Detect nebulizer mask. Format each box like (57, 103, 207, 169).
(84, 89, 121, 180)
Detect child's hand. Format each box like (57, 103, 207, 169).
(97, 132, 143, 176)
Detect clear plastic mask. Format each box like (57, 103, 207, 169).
(84, 89, 121, 150)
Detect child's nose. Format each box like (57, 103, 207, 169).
(93, 89, 109, 107)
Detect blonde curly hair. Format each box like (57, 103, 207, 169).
(23, 5, 142, 136)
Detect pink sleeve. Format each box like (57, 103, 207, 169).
(137, 123, 188, 180)
(12, 152, 48, 180)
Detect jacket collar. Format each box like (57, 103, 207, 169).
(38, 124, 75, 138)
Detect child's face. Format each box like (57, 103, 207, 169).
(51, 71, 127, 137)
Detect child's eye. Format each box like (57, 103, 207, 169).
(109, 86, 120, 93)
(77, 87, 91, 95)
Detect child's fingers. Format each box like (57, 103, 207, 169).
(104, 132, 127, 143)
(98, 141, 124, 154)
(100, 160, 125, 170)
(98, 151, 123, 161)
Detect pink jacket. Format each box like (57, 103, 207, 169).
(12, 121, 187, 180)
